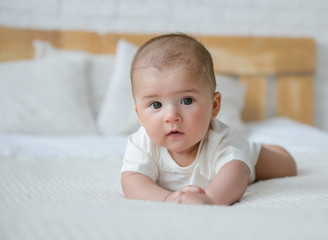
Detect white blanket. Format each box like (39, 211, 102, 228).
(1, 152, 328, 240)
(1, 118, 328, 239)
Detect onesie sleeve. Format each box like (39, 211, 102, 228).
(121, 127, 159, 182)
(210, 121, 254, 178)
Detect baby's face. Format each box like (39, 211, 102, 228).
(133, 66, 220, 157)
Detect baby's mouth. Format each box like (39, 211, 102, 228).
(167, 131, 184, 137)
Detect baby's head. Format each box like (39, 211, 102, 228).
(130, 33, 221, 156)
(131, 33, 216, 95)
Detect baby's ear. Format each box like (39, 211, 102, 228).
(134, 105, 143, 126)
(211, 92, 221, 119)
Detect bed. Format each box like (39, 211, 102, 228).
(1, 27, 328, 240)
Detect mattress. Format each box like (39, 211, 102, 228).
(1, 117, 328, 240)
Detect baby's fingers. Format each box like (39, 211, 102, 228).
(181, 185, 205, 194)
(165, 191, 184, 203)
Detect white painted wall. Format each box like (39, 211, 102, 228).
(1, 0, 328, 131)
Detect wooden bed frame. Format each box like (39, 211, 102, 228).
(0, 26, 316, 125)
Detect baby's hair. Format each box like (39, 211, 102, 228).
(130, 33, 216, 93)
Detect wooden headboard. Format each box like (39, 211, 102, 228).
(0, 26, 316, 125)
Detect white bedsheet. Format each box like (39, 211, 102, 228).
(1, 117, 328, 240)
(0, 134, 128, 158)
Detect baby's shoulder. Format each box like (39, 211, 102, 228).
(127, 127, 160, 158)
(208, 119, 232, 141)
(207, 119, 247, 146)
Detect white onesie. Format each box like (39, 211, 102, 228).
(121, 119, 261, 191)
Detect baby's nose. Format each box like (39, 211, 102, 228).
(164, 106, 182, 123)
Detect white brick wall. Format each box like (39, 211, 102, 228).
(1, 0, 328, 131)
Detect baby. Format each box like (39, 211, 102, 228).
(121, 33, 297, 205)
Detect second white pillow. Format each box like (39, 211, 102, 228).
(97, 39, 140, 135)
(215, 74, 246, 133)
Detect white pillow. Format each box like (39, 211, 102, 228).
(0, 58, 97, 134)
(215, 74, 246, 133)
(33, 40, 115, 115)
(97, 39, 140, 135)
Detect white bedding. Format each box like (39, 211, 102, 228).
(1, 117, 328, 240)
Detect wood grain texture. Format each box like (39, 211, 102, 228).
(276, 75, 314, 125)
(240, 76, 268, 121)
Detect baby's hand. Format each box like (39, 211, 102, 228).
(180, 185, 206, 195)
(165, 185, 206, 204)
(165, 190, 185, 203)
(179, 191, 213, 205)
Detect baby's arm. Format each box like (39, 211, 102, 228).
(204, 160, 250, 205)
(122, 160, 249, 205)
(121, 172, 206, 203)
(121, 171, 172, 201)
(167, 160, 250, 205)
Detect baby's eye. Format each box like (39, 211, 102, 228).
(150, 102, 162, 109)
(181, 97, 193, 105)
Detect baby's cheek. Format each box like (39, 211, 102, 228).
(146, 125, 163, 144)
